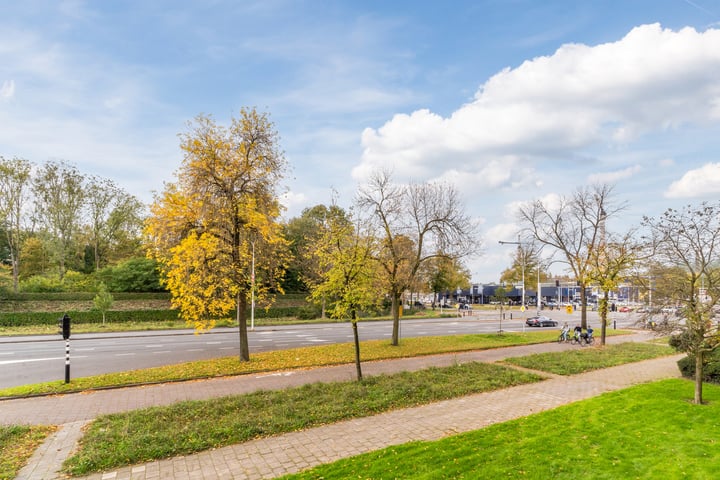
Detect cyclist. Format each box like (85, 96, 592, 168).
(573, 324, 582, 341)
(559, 322, 570, 341)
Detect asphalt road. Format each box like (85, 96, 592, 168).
(0, 309, 639, 389)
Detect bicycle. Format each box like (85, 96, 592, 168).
(557, 332, 571, 343)
(570, 333, 594, 346)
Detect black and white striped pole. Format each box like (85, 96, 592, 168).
(58, 314, 71, 383)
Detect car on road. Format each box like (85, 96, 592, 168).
(525, 315, 558, 327)
(618, 306, 632, 313)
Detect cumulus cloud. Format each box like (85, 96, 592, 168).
(665, 163, 720, 198)
(0, 80, 14, 99)
(354, 24, 720, 185)
(587, 165, 642, 184)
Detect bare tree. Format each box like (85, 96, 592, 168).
(358, 169, 479, 346)
(519, 184, 625, 329)
(641, 202, 720, 404)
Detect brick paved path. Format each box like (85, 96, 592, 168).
(5, 333, 682, 479)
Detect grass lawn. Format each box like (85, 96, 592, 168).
(60, 340, 674, 476)
(281, 378, 720, 480)
(0, 330, 605, 398)
(0, 425, 56, 480)
(62, 362, 544, 475)
(504, 342, 675, 375)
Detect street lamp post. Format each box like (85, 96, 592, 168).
(498, 235, 524, 311)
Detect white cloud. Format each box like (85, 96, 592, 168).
(0, 80, 14, 99)
(280, 190, 309, 217)
(665, 163, 720, 198)
(587, 165, 642, 184)
(355, 24, 720, 184)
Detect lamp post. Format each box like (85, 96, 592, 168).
(250, 239, 256, 331)
(498, 235, 524, 312)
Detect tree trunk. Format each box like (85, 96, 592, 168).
(580, 283, 588, 329)
(352, 316, 363, 381)
(391, 293, 400, 346)
(237, 293, 250, 361)
(10, 252, 19, 293)
(694, 351, 704, 404)
(599, 291, 609, 346)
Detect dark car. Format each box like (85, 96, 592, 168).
(525, 315, 558, 327)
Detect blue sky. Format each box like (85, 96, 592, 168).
(2, 0, 720, 282)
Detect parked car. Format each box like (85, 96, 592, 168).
(525, 315, 558, 327)
(618, 306, 632, 313)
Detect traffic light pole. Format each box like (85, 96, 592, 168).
(59, 314, 71, 383)
(65, 338, 70, 383)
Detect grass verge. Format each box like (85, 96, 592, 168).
(280, 378, 719, 480)
(62, 362, 543, 475)
(504, 341, 675, 375)
(0, 330, 595, 398)
(0, 425, 56, 480)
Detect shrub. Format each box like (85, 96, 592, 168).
(296, 305, 320, 320)
(19, 274, 65, 293)
(677, 349, 720, 384)
(97, 257, 164, 292)
(61, 270, 97, 292)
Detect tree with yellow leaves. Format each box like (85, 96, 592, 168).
(309, 205, 381, 380)
(145, 108, 288, 361)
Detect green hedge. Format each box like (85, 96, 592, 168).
(1, 292, 171, 302)
(0, 306, 314, 327)
(0, 310, 180, 326)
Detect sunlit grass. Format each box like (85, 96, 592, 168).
(281, 379, 720, 480)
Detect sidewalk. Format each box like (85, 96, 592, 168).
(8, 333, 682, 479)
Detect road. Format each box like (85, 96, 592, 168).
(0, 310, 639, 390)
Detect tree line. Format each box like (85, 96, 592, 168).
(3, 107, 719, 401)
(0, 157, 146, 292)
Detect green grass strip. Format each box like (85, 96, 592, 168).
(62, 362, 543, 475)
(0, 330, 595, 398)
(282, 378, 720, 480)
(0, 425, 56, 480)
(504, 342, 675, 375)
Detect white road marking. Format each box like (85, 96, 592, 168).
(0, 356, 88, 365)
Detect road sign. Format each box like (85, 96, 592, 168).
(566, 305, 573, 314)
